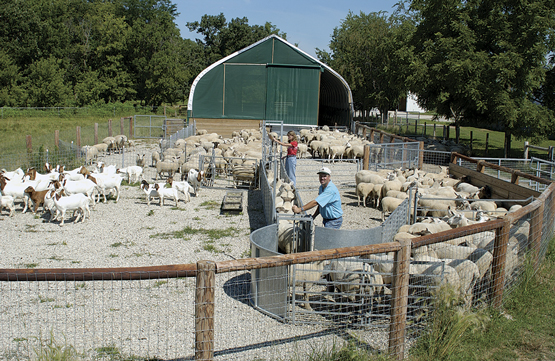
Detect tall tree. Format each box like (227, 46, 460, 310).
(408, 0, 555, 155)
(316, 11, 414, 122)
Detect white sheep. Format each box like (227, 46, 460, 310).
(136, 154, 146, 168)
(381, 196, 404, 220)
(289, 261, 328, 311)
(356, 182, 374, 207)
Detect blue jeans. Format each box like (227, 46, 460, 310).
(285, 156, 296, 186)
(323, 217, 343, 229)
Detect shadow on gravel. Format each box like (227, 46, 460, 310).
(247, 189, 266, 232)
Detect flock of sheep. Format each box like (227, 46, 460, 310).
(268, 138, 528, 312)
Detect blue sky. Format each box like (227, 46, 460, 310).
(173, 0, 401, 58)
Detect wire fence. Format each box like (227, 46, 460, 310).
(1, 126, 555, 360)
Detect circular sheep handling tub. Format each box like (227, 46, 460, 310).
(249, 205, 412, 326)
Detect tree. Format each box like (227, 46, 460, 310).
(186, 13, 286, 68)
(408, 0, 555, 155)
(316, 11, 414, 122)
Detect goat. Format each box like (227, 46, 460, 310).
(187, 169, 205, 195)
(0, 195, 15, 217)
(50, 189, 91, 226)
(24, 186, 52, 214)
(166, 176, 192, 203)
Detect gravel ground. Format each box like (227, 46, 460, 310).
(0, 143, 389, 360)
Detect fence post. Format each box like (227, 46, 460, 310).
(26, 135, 32, 153)
(469, 131, 473, 155)
(529, 200, 544, 267)
(108, 119, 113, 137)
(524, 141, 529, 159)
(414, 118, 418, 134)
(94, 123, 98, 145)
(363, 145, 370, 170)
(389, 239, 411, 360)
(195, 260, 215, 361)
(491, 219, 511, 308)
(55, 130, 59, 149)
(418, 141, 424, 170)
(485, 133, 489, 157)
(129, 117, 134, 138)
(76, 126, 81, 148)
(120, 118, 124, 136)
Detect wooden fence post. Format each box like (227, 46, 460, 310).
(26, 135, 32, 153)
(433, 123, 436, 139)
(418, 141, 424, 170)
(469, 131, 473, 155)
(129, 117, 134, 138)
(529, 200, 544, 268)
(485, 133, 489, 157)
(389, 239, 411, 359)
(108, 119, 113, 137)
(76, 126, 81, 148)
(94, 123, 98, 145)
(120, 118, 124, 136)
(524, 141, 529, 159)
(195, 260, 215, 361)
(55, 130, 59, 149)
(363, 145, 370, 170)
(491, 219, 511, 308)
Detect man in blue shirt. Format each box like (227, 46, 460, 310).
(292, 167, 343, 229)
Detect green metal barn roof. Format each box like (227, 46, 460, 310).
(187, 35, 353, 127)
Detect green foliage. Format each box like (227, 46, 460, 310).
(318, 11, 413, 118)
(407, 0, 555, 143)
(33, 331, 79, 361)
(410, 286, 488, 361)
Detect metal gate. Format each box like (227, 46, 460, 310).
(133, 115, 166, 139)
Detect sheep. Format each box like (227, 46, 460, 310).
(328, 260, 384, 305)
(92, 143, 109, 156)
(114, 134, 128, 153)
(289, 261, 328, 311)
(0, 195, 15, 217)
(371, 184, 384, 209)
(455, 182, 481, 194)
(356, 182, 374, 207)
(155, 160, 181, 180)
(81, 145, 99, 165)
(381, 196, 404, 220)
(166, 176, 192, 203)
(50, 189, 91, 226)
(151, 151, 162, 167)
(102, 137, 117, 154)
(355, 170, 385, 186)
(136, 154, 146, 168)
